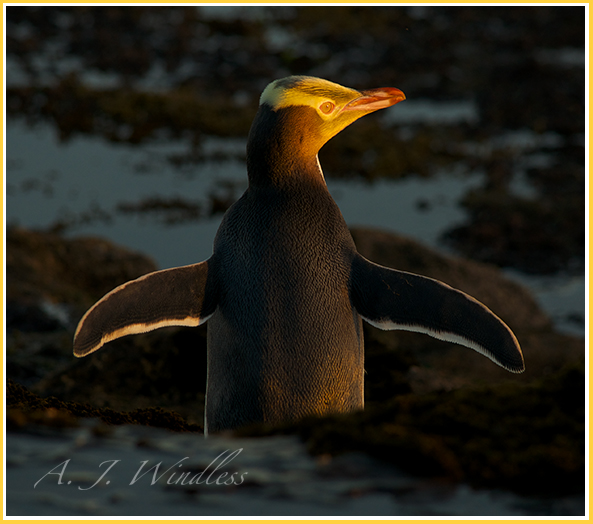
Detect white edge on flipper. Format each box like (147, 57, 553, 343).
(361, 315, 523, 374)
(73, 265, 214, 357)
(74, 310, 213, 357)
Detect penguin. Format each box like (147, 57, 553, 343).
(74, 76, 524, 435)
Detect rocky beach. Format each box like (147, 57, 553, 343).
(5, 5, 586, 517)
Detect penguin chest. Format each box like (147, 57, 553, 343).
(211, 242, 364, 374)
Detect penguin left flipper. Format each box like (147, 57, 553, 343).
(73, 261, 217, 357)
(350, 254, 525, 373)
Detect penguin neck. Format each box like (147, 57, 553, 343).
(246, 104, 326, 189)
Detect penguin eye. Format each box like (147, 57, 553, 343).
(319, 101, 335, 115)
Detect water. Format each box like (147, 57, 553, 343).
(5, 119, 481, 267)
(6, 424, 585, 517)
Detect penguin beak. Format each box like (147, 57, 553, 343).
(343, 87, 406, 113)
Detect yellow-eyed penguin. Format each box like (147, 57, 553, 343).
(74, 76, 524, 435)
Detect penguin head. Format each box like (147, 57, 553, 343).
(247, 76, 405, 181)
(260, 76, 404, 150)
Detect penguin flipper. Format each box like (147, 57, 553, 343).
(350, 254, 524, 373)
(73, 260, 217, 357)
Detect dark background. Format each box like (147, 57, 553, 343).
(6, 5, 585, 274)
(5, 5, 586, 511)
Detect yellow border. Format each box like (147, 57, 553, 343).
(1, 3, 589, 523)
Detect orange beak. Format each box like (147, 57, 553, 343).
(343, 87, 406, 113)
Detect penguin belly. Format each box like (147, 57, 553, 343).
(205, 276, 364, 433)
(204, 190, 364, 433)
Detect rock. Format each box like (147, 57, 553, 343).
(34, 326, 208, 426)
(6, 300, 67, 333)
(238, 358, 585, 497)
(6, 225, 157, 311)
(5, 226, 162, 393)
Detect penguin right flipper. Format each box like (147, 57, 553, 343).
(73, 260, 217, 357)
(350, 254, 524, 373)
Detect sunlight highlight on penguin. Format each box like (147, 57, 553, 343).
(74, 76, 524, 435)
